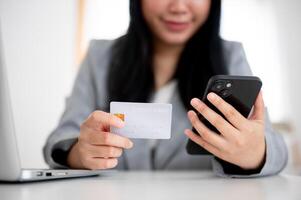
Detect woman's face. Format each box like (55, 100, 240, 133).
(142, 0, 211, 46)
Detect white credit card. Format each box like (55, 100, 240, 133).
(110, 102, 172, 139)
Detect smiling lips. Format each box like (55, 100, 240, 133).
(163, 19, 191, 32)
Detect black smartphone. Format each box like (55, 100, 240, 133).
(186, 75, 262, 155)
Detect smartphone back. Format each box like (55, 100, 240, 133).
(186, 75, 262, 155)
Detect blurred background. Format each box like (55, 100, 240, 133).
(0, 0, 300, 173)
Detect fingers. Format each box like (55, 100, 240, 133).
(185, 129, 224, 159)
(187, 110, 227, 149)
(80, 126, 134, 149)
(83, 144, 123, 158)
(84, 111, 125, 131)
(83, 157, 118, 170)
(250, 91, 265, 121)
(190, 98, 238, 138)
(74, 111, 132, 170)
(206, 93, 248, 130)
(67, 142, 121, 170)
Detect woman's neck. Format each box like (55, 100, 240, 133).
(153, 39, 184, 90)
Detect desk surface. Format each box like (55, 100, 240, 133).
(0, 171, 301, 200)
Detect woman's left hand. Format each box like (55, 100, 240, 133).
(185, 91, 266, 170)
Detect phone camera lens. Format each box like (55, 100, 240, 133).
(212, 81, 225, 92)
(220, 89, 231, 98)
(226, 82, 232, 88)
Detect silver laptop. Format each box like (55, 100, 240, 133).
(0, 27, 102, 182)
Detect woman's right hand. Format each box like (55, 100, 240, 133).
(67, 111, 134, 170)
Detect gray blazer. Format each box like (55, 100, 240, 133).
(43, 40, 288, 178)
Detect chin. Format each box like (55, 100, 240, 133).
(160, 33, 192, 46)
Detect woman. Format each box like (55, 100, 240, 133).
(44, 0, 287, 177)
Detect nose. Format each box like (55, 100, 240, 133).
(168, 0, 189, 15)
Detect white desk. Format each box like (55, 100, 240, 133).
(0, 171, 301, 200)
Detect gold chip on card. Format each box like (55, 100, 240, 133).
(114, 113, 125, 121)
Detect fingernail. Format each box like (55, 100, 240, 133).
(128, 141, 134, 149)
(116, 119, 125, 128)
(208, 93, 217, 101)
(113, 113, 125, 128)
(191, 98, 199, 106)
(188, 110, 196, 118)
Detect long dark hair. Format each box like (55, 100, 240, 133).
(107, 0, 227, 110)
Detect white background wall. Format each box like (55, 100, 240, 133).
(272, 0, 301, 138)
(82, 0, 129, 53)
(0, 0, 301, 168)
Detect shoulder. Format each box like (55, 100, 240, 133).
(79, 39, 117, 85)
(85, 39, 115, 68)
(221, 39, 253, 75)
